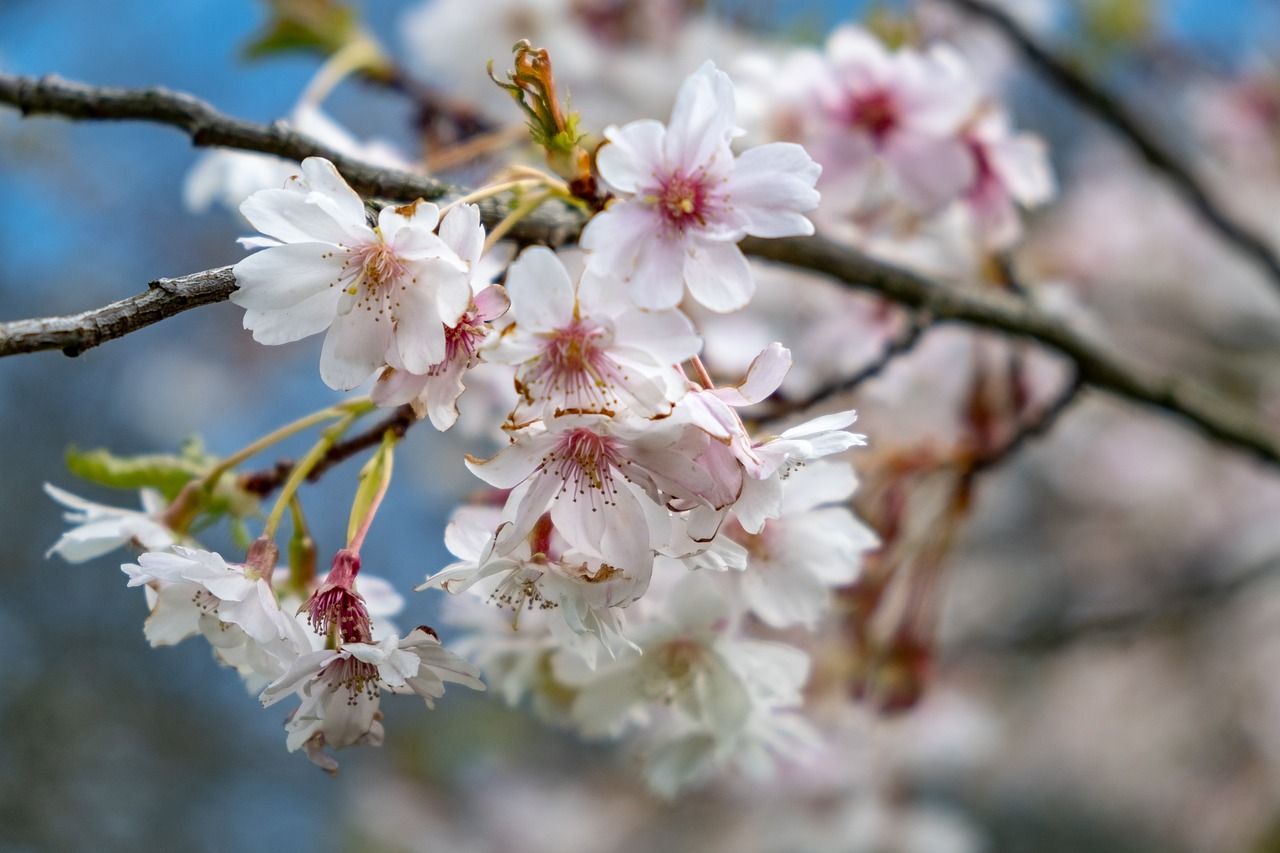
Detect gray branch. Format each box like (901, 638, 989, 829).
(2, 72, 1279, 469)
(0, 267, 236, 357)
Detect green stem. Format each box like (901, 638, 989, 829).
(262, 410, 362, 541)
(201, 397, 372, 491)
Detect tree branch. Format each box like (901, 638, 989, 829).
(3, 73, 1279, 470)
(942, 0, 1280, 292)
(0, 266, 236, 357)
(238, 404, 419, 497)
(970, 373, 1085, 475)
(741, 235, 1280, 467)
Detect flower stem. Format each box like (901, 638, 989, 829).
(689, 354, 715, 390)
(202, 397, 372, 491)
(262, 410, 363, 541)
(483, 190, 552, 254)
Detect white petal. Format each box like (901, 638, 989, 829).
(597, 120, 666, 195)
(726, 143, 820, 238)
(504, 247, 576, 331)
(683, 241, 754, 313)
(319, 308, 392, 390)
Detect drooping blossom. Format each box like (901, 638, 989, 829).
(260, 628, 484, 772)
(122, 542, 309, 679)
(231, 157, 478, 390)
(483, 247, 700, 419)
(581, 61, 821, 313)
(44, 484, 176, 563)
(423, 506, 646, 665)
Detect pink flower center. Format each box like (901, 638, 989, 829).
(847, 89, 899, 141)
(545, 427, 624, 509)
(657, 170, 709, 229)
(432, 310, 487, 376)
(531, 318, 621, 412)
(341, 240, 409, 319)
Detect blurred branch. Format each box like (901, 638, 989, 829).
(3, 73, 1280, 470)
(942, 0, 1280, 293)
(0, 266, 236, 357)
(239, 404, 418, 496)
(763, 310, 933, 418)
(969, 374, 1086, 475)
(952, 554, 1280, 657)
(741, 235, 1280, 467)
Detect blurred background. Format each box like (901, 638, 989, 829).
(5, 0, 1280, 851)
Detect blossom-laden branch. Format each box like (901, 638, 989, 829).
(942, 0, 1280, 293)
(2, 73, 1279, 470)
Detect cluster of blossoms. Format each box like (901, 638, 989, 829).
(736, 25, 1054, 251)
(45, 28, 1044, 792)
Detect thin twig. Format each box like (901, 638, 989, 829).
(943, 0, 1280, 292)
(763, 310, 933, 418)
(970, 373, 1086, 475)
(741, 235, 1280, 467)
(239, 404, 418, 497)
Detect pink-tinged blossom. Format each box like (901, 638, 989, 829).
(371, 203, 507, 429)
(44, 484, 175, 563)
(962, 109, 1055, 249)
(581, 61, 821, 313)
(484, 247, 699, 419)
(231, 157, 474, 390)
(812, 27, 979, 216)
(466, 414, 715, 573)
(259, 628, 484, 772)
(423, 507, 646, 666)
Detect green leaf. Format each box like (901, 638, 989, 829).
(243, 0, 360, 60)
(65, 445, 207, 501)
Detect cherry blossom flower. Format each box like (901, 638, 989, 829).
(811, 27, 979, 216)
(729, 460, 879, 628)
(122, 543, 309, 678)
(568, 573, 810, 741)
(961, 108, 1055, 249)
(231, 157, 476, 390)
(483, 247, 699, 419)
(260, 628, 484, 771)
(371, 202, 509, 429)
(44, 484, 176, 562)
(466, 414, 715, 572)
(581, 61, 821, 313)
(424, 507, 646, 665)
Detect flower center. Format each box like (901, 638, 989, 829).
(433, 310, 487, 376)
(324, 655, 381, 704)
(657, 171, 708, 228)
(545, 427, 624, 508)
(532, 319, 620, 411)
(848, 90, 898, 141)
